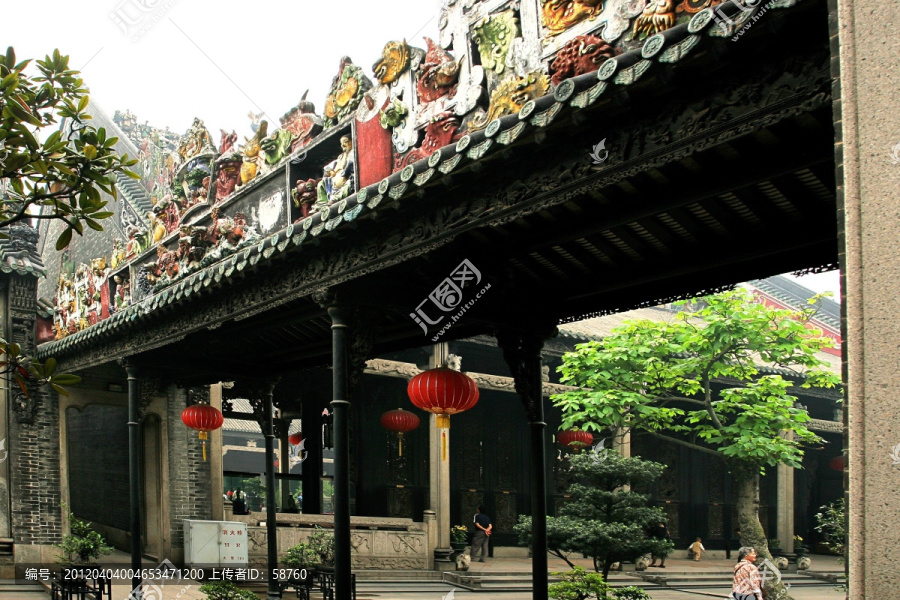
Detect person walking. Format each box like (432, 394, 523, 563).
(731, 546, 763, 600)
(471, 506, 492, 563)
(648, 521, 671, 568)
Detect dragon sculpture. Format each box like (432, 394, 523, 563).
(541, 0, 606, 36)
(549, 34, 618, 84)
(472, 11, 519, 75)
(395, 113, 462, 170)
(417, 37, 460, 103)
(469, 71, 550, 131)
(373, 40, 411, 85)
(632, 0, 677, 38)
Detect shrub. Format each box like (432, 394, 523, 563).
(199, 581, 258, 600)
(284, 527, 335, 570)
(613, 586, 651, 600)
(549, 567, 610, 600)
(56, 505, 113, 564)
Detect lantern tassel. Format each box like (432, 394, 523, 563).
(398, 433, 403, 457)
(199, 431, 208, 462)
(442, 431, 447, 462)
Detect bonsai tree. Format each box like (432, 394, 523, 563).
(515, 450, 673, 579)
(306, 527, 335, 566)
(553, 290, 840, 599)
(283, 527, 335, 574)
(57, 505, 112, 565)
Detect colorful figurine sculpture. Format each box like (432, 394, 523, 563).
(373, 40, 412, 86)
(280, 91, 323, 153)
(472, 11, 519, 75)
(417, 37, 460, 103)
(316, 136, 355, 208)
(215, 130, 243, 203)
(324, 57, 373, 129)
(292, 178, 320, 220)
(177, 225, 208, 271)
(219, 129, 238, 155)
(240, 120, 268, 186)
(549, 34, 619, 84)
(396, 113, 462, 170)
(112, 275, 131, 313)
(110, 238, 126, 269)
(259, 128, 294, 170)
(147, 209, 168, 244)
(541, 0, 605, 36)
(208, 207, 250, 250)
(379, 98, 408, 129)
(470, 71, 550, 130)
(177, 118, 216, 163)
(156, 245, 180, 280)
(632, 0, 677, 37)
(215, 159, 242, 202)
(125, 224, 146, 260)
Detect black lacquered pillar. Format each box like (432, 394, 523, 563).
(263, 382, 280, 600)
(124, 361, 143, 599)
(497, 328, 556, 600)
(328, 306, 352, 600)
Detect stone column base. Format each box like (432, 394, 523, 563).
(434, 548, 456, 572)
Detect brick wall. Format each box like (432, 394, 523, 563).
(166, 386, 214, 557)
(9, 391, 62, 545)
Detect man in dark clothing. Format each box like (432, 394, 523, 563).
(472, 506, 492, 562)
(648, 522, 671, 567)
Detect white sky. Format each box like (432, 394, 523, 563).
(5, 0, 441, 141)
(784, 270, 841, 299)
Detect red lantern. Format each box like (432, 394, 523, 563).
(829, 456, 845, 471)
(380, 408, 420, 457)
(181, 404, 224, 461)
(558, 429, 593, 451)
(407, 367, 480, 430)
(408, 367, 479, 462)
(288, 433, 303, 446)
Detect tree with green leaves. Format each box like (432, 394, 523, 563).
(1, 46, 139, 249)
(0, 46, 138, 397)
(515, 450, 673, 580)
(553, 289, 840, 599)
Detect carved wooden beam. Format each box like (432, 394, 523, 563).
(363, 358, 578, 396)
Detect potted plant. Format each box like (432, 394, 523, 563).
(793, 535, 808, 556)
(56, 505, 113, 566)
(282, 541, 318, 593)
(307, 527, 336, 571)
(450, 525, 468, 552)
(768, 538, 783, 556)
